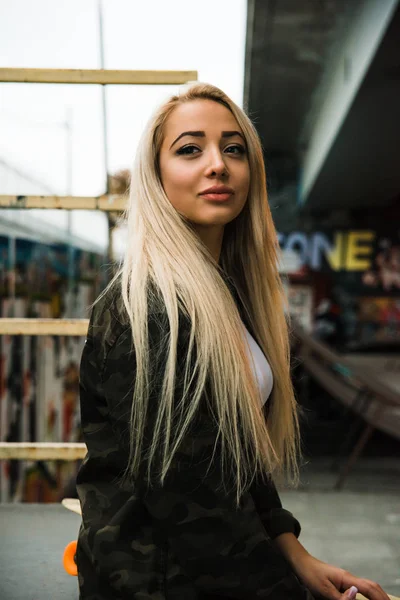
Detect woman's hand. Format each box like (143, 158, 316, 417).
(293, 553, 390, 600)
(273, 533, 390, 600)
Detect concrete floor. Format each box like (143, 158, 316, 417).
(279, 457, 400, 597)
(0, 457, 399, 599)
(1, 503, 80, 600)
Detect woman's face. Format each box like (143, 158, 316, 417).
(158, 99, 250, 230)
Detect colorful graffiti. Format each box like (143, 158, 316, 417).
(278, 230, 400, 294)
(0, 236, 106, 502)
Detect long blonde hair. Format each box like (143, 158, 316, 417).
(104, 83, 300, 503)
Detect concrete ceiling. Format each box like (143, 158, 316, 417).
(303, 4, 400, 212)
(244, 0, 352, 190)
(244, 0, 400, 220)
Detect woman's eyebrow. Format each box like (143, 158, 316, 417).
(221, 130, 245, 141)
(170, 131, 204, 149)
(169, 130, 245, 149)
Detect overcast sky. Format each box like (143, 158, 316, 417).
(0, 0, 247, 251)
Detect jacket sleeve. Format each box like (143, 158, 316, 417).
(101, 311, 311, 600)
(250, 476, 301, 540)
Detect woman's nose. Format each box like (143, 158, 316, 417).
(205, 151, 227, 177)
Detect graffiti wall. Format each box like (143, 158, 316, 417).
(280, 228, 400, 347)
(0, 236, 107, 502)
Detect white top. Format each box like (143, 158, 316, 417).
(242, 324, 273, 406)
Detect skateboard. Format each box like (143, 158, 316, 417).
(358, 596, 398, 600)
(60, 498, 399, 599)
(62, 498, 81, 576)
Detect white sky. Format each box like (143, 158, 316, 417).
(0, 0, 247, 251)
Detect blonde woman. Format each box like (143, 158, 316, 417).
(76, 83, 390, 600)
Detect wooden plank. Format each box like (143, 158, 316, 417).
(293, 324, 342, 365)
(0, 194, 126, 211)
(300, 353, 358, 408)
(0, 318, 88, 336)
(0, 67, 197, 85)
(293, 325, 400, 408)
(0, 442, 86, 460)
(344, 355, 400, 407)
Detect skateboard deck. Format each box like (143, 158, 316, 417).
(62, 497, 81, 516)
(359, 597, 399, 600)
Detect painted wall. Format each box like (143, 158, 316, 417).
(0, 236, 106, 502)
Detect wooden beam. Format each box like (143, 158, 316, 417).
(0, 319, 88, 336)
(293, 324, 400, 407)
(0, 194, 126, 211)
(0, 68, 197, 85)
(0, 442, 86, 460)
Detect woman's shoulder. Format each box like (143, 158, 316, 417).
(89, 283, 129, 344)
(89, 281, 189, 349)
(89, 285, 138, 330)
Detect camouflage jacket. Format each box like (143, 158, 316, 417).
(76, 282, 314, 600)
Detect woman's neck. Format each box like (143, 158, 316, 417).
(191, 224, 225, 263)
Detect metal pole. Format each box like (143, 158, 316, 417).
(62, 106, 74, 454)
(65, 107, 74, 317)
(65, 108, 73, 197)
(98, 0, 108, 186)
(6, 236, 16, 501)
(98, 0, 114, 264)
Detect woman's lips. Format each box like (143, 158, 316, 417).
(200, 192, 233, 202)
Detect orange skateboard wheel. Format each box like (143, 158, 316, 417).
(63, 540, 78, 576)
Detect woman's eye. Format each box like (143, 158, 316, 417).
(225, 145, 246, 155)
(176, 145, 200, 155)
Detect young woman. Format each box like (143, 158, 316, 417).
(76, 83, 390, 600)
